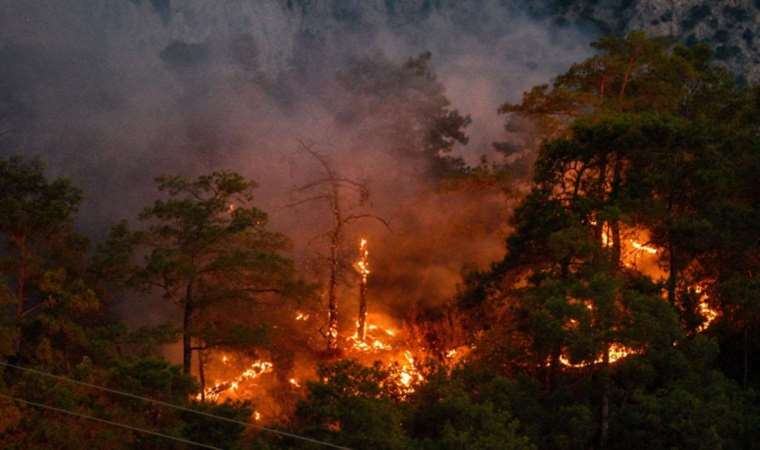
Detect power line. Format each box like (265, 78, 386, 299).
(0, 360, 351, 450)
(0, 392, 223, 450)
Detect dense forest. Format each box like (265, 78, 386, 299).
(1, 31, 759, 449)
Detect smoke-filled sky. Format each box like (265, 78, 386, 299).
(0, 0, 595, 325)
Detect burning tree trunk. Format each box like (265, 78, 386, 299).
(598, 347, 611, 450)
(355, 238, 370, 341)
(326, 214, 342, 353)
(288, 141, 389, 354)
(196, 345, 207, 401)
(667, 237, 677, 305)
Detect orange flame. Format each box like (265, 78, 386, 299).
(197, 358, 274, 401)
(560, 343, 637, 368)
(355, 238, 370, 283)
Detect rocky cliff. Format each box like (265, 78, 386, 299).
(123, 0, 759, 81)
(536, 0, 760, 82)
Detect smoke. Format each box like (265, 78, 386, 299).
(0, 0, 594, 327)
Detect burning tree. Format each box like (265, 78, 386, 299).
(354, 238, 370, 341)
(288, 142, 389, 354)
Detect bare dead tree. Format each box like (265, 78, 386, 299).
(288, 140, 389, 354)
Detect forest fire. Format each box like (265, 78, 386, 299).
(196, 358, 274, 402)
(192, 223, 718, 414)
(193, 236, 432, 413)
(4, 20, 757, 448)
(560, 343, 638, 368)
(601, 224, 718, 331)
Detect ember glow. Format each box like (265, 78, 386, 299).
(345, 317, 426, 393)
(630, 240, 657, 254)
(355, 238, 371, 342)
(197, 358, 274, 402)
(560, 343, 638, 368)
(694, 284, 719, 332)
(355, 238, 370, 283)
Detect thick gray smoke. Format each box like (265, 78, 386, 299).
(0, 0, 594, 327)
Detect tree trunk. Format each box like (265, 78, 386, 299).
(198, 347, 206, 401)
(182, 281, 194, 375)
(743, 325, 750, 390)
(618, 56, 636, 104)
(594, 156, 609, 249)
(610, 156, 622, 266)
(598, 347, 611, 450)
(326, 227, 340, 353)
(611, 220, 622, 267)
(325, 182, 343, 354)
(13, 234, 28, 354)
(667, 239, 677, 305)
(547, 346, 561, 392)
(357, 278, 367, 341)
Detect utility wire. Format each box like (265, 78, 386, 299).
(0, 360, 351, 450)
(0, 392, 222, 450)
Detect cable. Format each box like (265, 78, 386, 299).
(0, 392, 222, 450)
(0, 360, 351, 450)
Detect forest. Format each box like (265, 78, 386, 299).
(1, 31, 759, 449)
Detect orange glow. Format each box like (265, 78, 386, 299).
(197, 358, 274, 401)
(393, 351, 424, 392)
(560, 343, 637, 368)
(694, 284, 719, 332)
(630, 240, 657, 254)
(355, 238, 370, 283)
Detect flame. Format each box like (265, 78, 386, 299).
(289, 378, 301, 388)
(254, 411, 261, 421)
(560, 343, 637, 368)
(598, 224, 717, 331)
(396, 351, 424, 391)
(694, 284, 719, 332)
(348, 322, 393, 352)
(601, 222, 613, 248)
(630, 240, 657, 254)
(198, 358, 274, 401)
(354, 238, 370, 283)
(295, 311, 310, 321)
(342, 315, 426, 393)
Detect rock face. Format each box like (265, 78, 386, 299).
(530, 0, 760, 82)
(4, 0, 754, 80)
(123, 0, 759, 80)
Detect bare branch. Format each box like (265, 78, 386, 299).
(294, 177, 366, 193)
(296, 139, 338, 180)
(343, 214, 392, 231)
(283, 194, 331, 209)
(19, 301, 46, 319)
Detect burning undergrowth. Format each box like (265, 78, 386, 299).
(191, 182, 502, 423)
